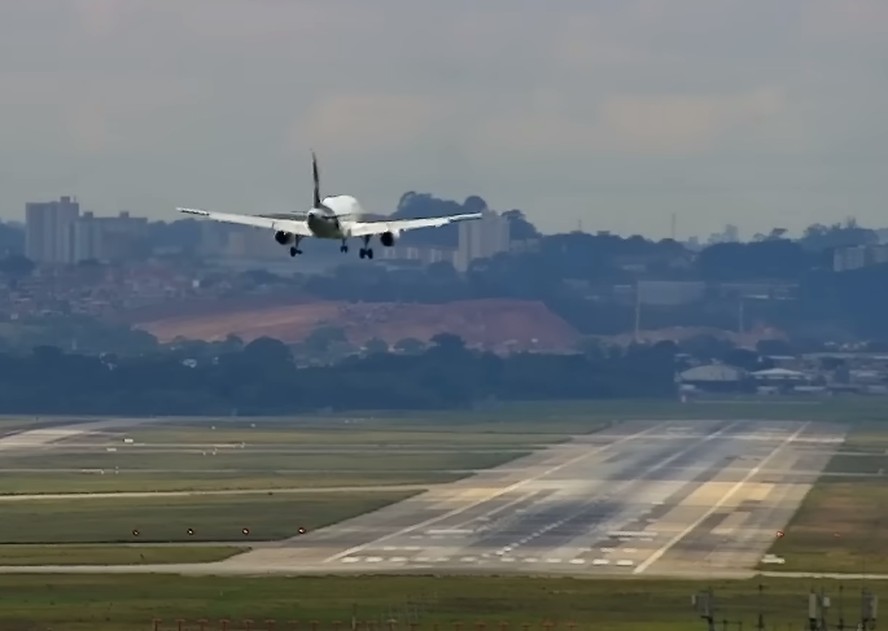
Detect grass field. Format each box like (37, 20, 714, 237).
(0, 418, 581, 495)
(0, 448, 530, 473)
(0, 471, 450, 495)
(0, 575, 879, 631)
(324, 397, 888, 424)
(0, 544, 244, 565)
(0, 491, 415, 544)
(4, 395, 887, 434)
(0, 432, 556, 496)
(122, 425, 582, 446)
(764, 423, 888, 573)
(0, 449, 520, 495)
(824, 422, 888, 476)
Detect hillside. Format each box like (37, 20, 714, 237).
(133, 298, 582, 352)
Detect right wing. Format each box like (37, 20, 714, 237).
(348, 212, 482, 237)
(178, 207, 313, 236)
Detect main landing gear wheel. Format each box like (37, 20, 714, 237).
(359, 236, 373, 260)
(289, 246, 302, 257)
(340, 244, 349, 253)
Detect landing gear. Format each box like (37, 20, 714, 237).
(358, 235, 374, 260)
(288, 237, 303, 257)
(340, 238, 349, 254)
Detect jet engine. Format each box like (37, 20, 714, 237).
(274, 230, 294, 245)
(380, 231, 397, 247)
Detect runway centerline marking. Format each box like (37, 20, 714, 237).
(633, 422, 810, 575)
(322, 422, 672, 563)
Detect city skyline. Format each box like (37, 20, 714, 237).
(1, 1, 886, 239)
(3, 188, 884, 244)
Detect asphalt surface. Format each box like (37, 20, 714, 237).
(0, 418, 151, 453)
(0, 418, 845, 577)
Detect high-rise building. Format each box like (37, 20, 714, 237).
(73, 210, 150, 262)
(25, 196, 80, 264)
(73, 211, 102, 261)
(454, 210, 510, 272)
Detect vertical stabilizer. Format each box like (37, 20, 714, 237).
(311, 150, 321, 209)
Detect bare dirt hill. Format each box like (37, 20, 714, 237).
(133, 299, 582, 352)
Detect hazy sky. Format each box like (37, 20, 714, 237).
(1, 0, 886, 238)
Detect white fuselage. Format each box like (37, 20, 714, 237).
(306, 207, 347, 239)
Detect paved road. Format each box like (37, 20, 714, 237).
(0, 418, 844, 577)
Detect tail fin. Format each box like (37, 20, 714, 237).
(311, 150, 321, 208)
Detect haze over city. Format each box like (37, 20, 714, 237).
(1, 0, 886, 238)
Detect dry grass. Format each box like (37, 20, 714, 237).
(766, 424, 888, 572)
(133, 298, 581, 350)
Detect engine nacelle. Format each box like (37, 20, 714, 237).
(380, 231, 397, 247)
(274, 230, 294, 245)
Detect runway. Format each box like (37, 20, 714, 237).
(0, 418, 844, 577)
(224, 418, 843, 578)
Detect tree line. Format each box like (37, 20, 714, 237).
(0, 335, 677, 415)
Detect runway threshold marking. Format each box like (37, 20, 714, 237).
(632, 422, 810, 575)
(322, 422, 670, 563)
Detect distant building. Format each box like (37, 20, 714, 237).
(833, 244, 888, 271)
(25, 196, 80, 264)
(678, 364, 750, 393)
(751, 367, 810, 384)
(379, 244, 457, 266)
(74, 211, 149, 262)
(454, 210, 510, 272)
(636, 280, 705, 306)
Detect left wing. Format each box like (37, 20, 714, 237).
(178, 207, 314, 236)
(348, 212, 482, 237)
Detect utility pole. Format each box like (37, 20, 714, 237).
(756, 583, 766, 631)
(692, 587, 717, 631)
(860, 587, 878, 630)
(809, 588, 831, 630)
(838, 584, 846, 631)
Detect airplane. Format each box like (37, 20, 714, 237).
(177, 152, 483, 260)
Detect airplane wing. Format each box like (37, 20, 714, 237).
(178, 207, 313, 236)
(348, 212, 483, 237)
